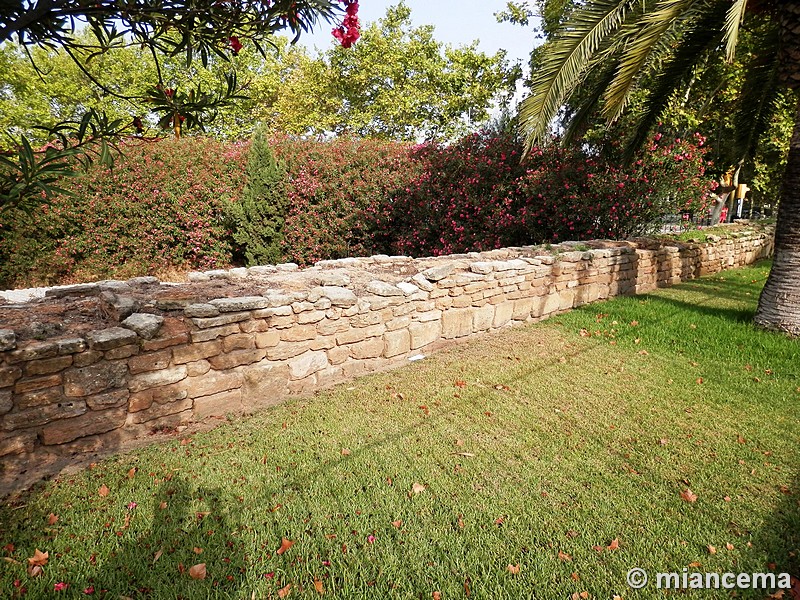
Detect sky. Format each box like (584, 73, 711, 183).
(300, 0, 540, 68)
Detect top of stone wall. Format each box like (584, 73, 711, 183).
(0, 223, 774, 351)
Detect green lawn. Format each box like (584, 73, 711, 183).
(1, 261, 798, 599)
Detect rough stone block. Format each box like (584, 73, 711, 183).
(86, 389, 129, 410)
(288, 351, 329, 379)
(16, 387, 63, 409)
(210, 296, 270, 312)
(41, 406, 127, 445)
(0, 366, 22, 388)
(104, 344, 140, 360)
(320, 286, 358, 307)
(208, 348, 266, 370)
(127, 397, 193, 424)
(0, 430, 36, 455)
(512, 298, 535, 321)
(186, 370, 243, 399)
(383, 329, 411, 358)
(85, 327, 139, 351)
(350, 337, 386, 359)
(492, 302, 514, 327)
(191, 312, 252, 329)
(222, 333, 256, 352)
(281, 324, 318, 342)
(184, 303, 220, 318)
(173, 341, 222, 364)
(72, 350, 103, 368)
(128, 384, 188, 412)
(242, 364, 289, 408)
(194, 389, 243, 419)
(2, 400, 86, 430)
(0, 389, 12, 414)
(128, 365, 187, 393)
(327, 346, 351, 365)
(240, 319, 271, 333)
(441, 309, 473, 339)
(472, 305, 495, 331)
(15, 373, 62, 394)
(422, 264, 454, 281)
(0, 329, 17, 352)
(367, 281, 404, 297)
(297, 310, 326, 325)
(336, 324, 385, 346)
(128, 350, 172, 374)
(141, 318, 190, 351)
(64, 361, 128, 397)
(56, 338, 86, 355)
(408, 321, 441, 349)
(7, 341, 58, 363)
(122, 313, 164, 340)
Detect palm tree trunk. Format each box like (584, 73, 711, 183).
(754, 96, 800, 335)
(754, 3, 800, 335)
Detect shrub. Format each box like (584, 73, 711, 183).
(0, 137, 245, 288)
(227, 128, 287, 266)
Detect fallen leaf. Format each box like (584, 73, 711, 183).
(27, 564, 43, 577)
(450, 452, 475, 457)
(638, 350, 649, 356)
(340, 448, 351, 456)
(592, 545, 604, 552)
(127, 468, 136, 479)
(159, 501, 168, 510)
(726, 543, 735, 550)
(658, 438, 669, 446)
(724, 496, 731, 502)
(696, 378, 704, 385)
(178, 563, 185, 574)
(707, 545, 717, 555)
(457, 515, 465, 529)
(779, 485, 791, 495)
(432, 592, 442, 600)
(680, 488, 698, 503)
(189, 563, 206, 580)
(507, 564, 521, 574)
(314, 578, 324, 595)
(607, 538, 619, 551)
(28, 549, 48, 566)
(276, 538, 295, 555)
(558, 550, 572, 562)
(579, 328, 591, 337)
(193, 547, 203, 554)
(47, 513, 58, 525)
(571, 572, 580, 581)
(630, 320, 639, 326)
(688, 561, 702, 568)
(278, 583, 291, 598)
(566, 530, 579, 538)
(455, 439, 464, 447)
(392, 520, 403, 528)
(411, 482, 426, 495)
(153, 550, 163, 564)
(98, 484, 110, 497)
(454, 380, 466, 388)
(737, 435, 746, 444)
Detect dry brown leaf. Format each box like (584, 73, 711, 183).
(592, 545, 604, 552)
(571, 572, 580, 581)
(127, 468, 136, 479)
(726, 543, 735, 551)
(28, 549, 49, 566)
(193, 547, 203, 554)
(27, 564, 43, 577)
(457, 515, 465, 529)
(411, 482, 426, 495)
(314, 578, 324, 595)
(276, 538, 295, 555)
(340, 448, 351, 456)
(630, 320, 639, 326)
(707, 545, 717, 555)
(153, 550, 163, 564)
(159, 501, 168, 510)
(278, 583, 291, 598)
(432, 592, 442, 600)
(47, 513, 58, 525)
(455, 380, 466, 388)
(688, 561, 702, 568)
(98, 484, 110, 497)
(566, 530, 579, 538)
(507, 564, 521, 574)
(189, 563, 206, 580)
(392, 520, 403, 529)
(658, 438, 669, 446)
(680, 488, 698, 503)
(558, 550, 572, 562)
(696, 378, 704, 384)
(607, 538, 619, 551)
(579, 328, 591, 337)
(638, 350, 649, 356)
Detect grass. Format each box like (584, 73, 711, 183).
(1, 261, 798, 599)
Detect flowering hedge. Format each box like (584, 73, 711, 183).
(0, 138, 245, 288)
(0, 131, 715, 289)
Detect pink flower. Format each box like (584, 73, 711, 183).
(367, 535, 375, 544)
(127, 502, 137, 510)
(55, 582, 69, 591)
(83, 586, 95, 594)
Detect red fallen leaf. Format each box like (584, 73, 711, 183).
(566, 530, 579, 538)
(593, 545, 604, 552)
(630, 320, 639, 326)
(607, 538, 619, 551)
(507, 564, 521, 574)
(178, 563, 185, 574)
(768, 563, 777, 570)
(341, 544, 347, 554)
(433, 592, 442, 600)
(455, 380, 466, 388)
(419, 405, 430, 415)
(278, 583, 291, 598)
(189, 563, 206, 580)
(680, 489, 698, 503)
(744, 364, 753, 371)
(47, 513, 58, 525)
(688, 561, 702, 568)
(707, 545, 717, 555)
(724, 496, 731, 502)
(276, 538, 295, 555)
(410, 482, 426, 495)
(558, 550, 572, 562)
(780, 485, 791, 495)
(3, 543, 13, 553)
(571, 592, 590, 600)
(314, 578, 324, 595)
(696, 378, 704, 384)
(494, 516, 505, 525)
(571, 572, 580, 581)
(127, 468, 136, 479)
(324, 534, 337, 540)
(484, 411, 493, 417)
(391, 520, 403, 529)
(28, 549, 48, 566)
(98, 484, 110, 497)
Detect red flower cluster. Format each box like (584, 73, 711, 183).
(229, 36, 243, 55)
(332, 1, 360, 48)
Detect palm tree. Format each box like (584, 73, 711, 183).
(519, 0, 800, 335)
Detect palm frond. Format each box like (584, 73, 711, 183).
(723, 0, 749, 62)
(602, 0, 697, 123)
(519, 0, 636, 152)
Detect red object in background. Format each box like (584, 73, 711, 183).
(719, 206, 728, 223)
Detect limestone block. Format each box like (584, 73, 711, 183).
(383, 329, 411, 358)
(141, 318, 190, 351)
(297, 310, 326, 324)
(127, 397, 193, 424)
(85, 327, 139, 351)
(512, 298, 535, 321)
(128, 365, 187, 393)
(336, 324, 385, 345)
(184, 303, 220, 318)
(2, 399, 86, 430)
(327, 346, 351, 365)
(6, 341, 58, 363)
(242, 364, 290, 408)
(0, 366, 23, 388)
(173, 341, 222, 364)
(64, 361, 128, 397)
(128, 350, 172, 374)
(86, 389, 129, 410)
(0, 390, 11, 414)
(186, 359, 211, 377)
(472, 305, 495, 331)
(410, 273, 435, 292)
(255, 331, 281, 349)
(422, 264, 454, 281)
(0, 330, 16, 352)
(441, 309, 473, 339)
(208, 348, 266, 370)
(210, 296, 270, 312)
(16, 374, 63, 394)
(56, 338, 86, 355)
(367, 281, 404, 297)
(222, 333, 256, 352)
(186, 370, 243, 399)
(240, 319, 271, 333)
(191, 312, 251, 329)
(320, 286, 358, 307)
(266, 342, 312, 361)
(281, 324, 318, 342)
(0, 430, 36, 456)
(16, 387, 63, 409)
(128, 384, 188, 412)
(409, 321, 441, 350)
(492, 302, 514, 328)
(122, 313, 164, 340)
(288, 351, 329, 379)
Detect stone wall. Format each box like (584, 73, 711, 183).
(0, 227, 774, 494)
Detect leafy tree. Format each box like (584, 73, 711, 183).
(265, 2, 522, 141)
(227, 128, 288, 266)
(0, 0, 359, 210)
(517, 0, 800, 335)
